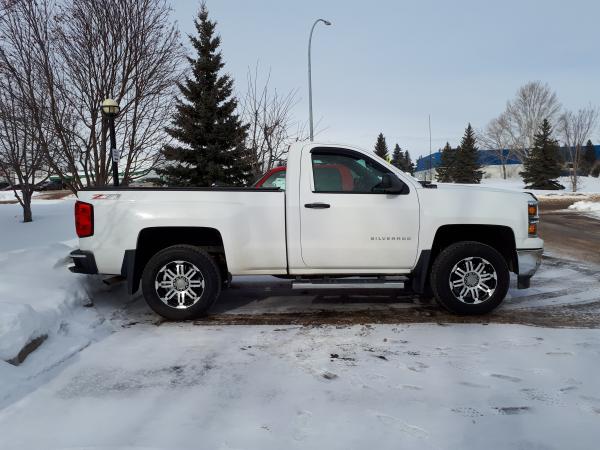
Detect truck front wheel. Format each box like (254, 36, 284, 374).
(141, 245, 222, 320)
(430, 241, 509, 315)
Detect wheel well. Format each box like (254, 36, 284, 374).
(430, 225, 517, 272)
(129, 227, 227, 294)
(412, 224, 517, 295)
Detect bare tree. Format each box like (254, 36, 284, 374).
(241, 64, 308, 177)
(501, 81, 561, 162)
(0, 71, 49, 222)
(479, 113, 516, 179)
(557, 106, 599, 192)
(0, 0, 184, 191)
(0, 0, 57, 221)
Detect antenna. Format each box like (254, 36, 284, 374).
(428, 114, 432, 181)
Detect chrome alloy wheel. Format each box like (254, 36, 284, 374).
(155, 260, 205, 309)
(448, 257, 497, 304)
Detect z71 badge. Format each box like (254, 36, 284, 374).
(91, 194, 121, 200)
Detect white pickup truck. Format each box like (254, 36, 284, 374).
(70, 142, 543, 320)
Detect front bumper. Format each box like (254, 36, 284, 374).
(69, 249, 98, 274)
(516, 248, 543, 289)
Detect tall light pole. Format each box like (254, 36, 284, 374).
(101, 98, 120, 186)
(308, 18, 331, 141)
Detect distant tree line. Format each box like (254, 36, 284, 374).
(435, 124, 483, 184)
(431, 81, 599, 189)
(478, 81, 599, 191)
(373, 132, 414, 175)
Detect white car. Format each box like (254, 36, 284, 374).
(70, 142, 543, 319)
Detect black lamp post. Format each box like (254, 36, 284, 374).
(101, 98, 120, 186)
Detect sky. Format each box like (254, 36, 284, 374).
(171, 0, 600, 159)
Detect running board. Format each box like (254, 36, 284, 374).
(292, 278, 405, 290)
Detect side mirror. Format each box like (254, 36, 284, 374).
(375, 173, 407, 195)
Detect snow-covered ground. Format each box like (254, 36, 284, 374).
(0, 199, 76, 252)
(479, 175, 600, 197)
(0, 190, 71, 203)
(1, 195, 600, 449)
(1, 323, 600, 449)
(569, 200, 600, 220)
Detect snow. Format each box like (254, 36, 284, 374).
(0, 190, 70, 203)
(0, 199, 87, 361)
(0, 199, 76, 252)
(568, 201, 600, 219)
(0, 243, 91, 361)
(0, 191, 18, 202)
(1, 323, 600, 449)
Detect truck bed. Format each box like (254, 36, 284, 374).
(76, 188, 287, 276)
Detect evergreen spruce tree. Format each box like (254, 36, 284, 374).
(404, 150, 415, 175)
(374, 133, 389, 160)
(436, 142, 455, 182)
(453, 124, 483, 184)
(581, 139, 597, 176)
(391, 144, 404, 169)
(520, 119, 563, 189)
(158, 4, 252, 186)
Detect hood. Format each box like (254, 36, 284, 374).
(430, 182, 534, 199)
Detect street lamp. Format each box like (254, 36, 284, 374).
(101, 98, 120, 187)
(308, 18, 331, 141)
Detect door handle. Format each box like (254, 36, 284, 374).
(304, 202, 330, 209)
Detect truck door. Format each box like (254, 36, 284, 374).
(299, 146, 420, 270)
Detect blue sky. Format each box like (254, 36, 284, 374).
(171, 0, 600, 158)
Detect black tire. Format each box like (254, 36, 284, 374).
(430, 241, 509, 315)
(141, 245, 221, 320)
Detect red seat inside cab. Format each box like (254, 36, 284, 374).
(254, 164, 354, 191)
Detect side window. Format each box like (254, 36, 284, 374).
(260, 170, 286, 190)
(311, 150, 391, 193)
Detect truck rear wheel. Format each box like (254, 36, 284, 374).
(430, 241, 509, 315)
(141, 245, 221, 320)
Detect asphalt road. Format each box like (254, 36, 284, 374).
(90, 254, 599, 329)
(538, 198, 600, 266)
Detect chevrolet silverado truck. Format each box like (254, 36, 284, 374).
(69, 142, 543, 320)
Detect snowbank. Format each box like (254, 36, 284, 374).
(0, 198, 87, 361)
(0, 243, 89, 361)
(568, 201, 600, 219)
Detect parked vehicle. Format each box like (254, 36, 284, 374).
(36, 180, 67, 191)
(2, 183, 17, 191)
(70, 142, 543, 320)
